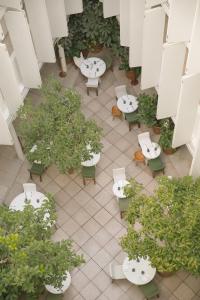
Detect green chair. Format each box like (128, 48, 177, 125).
(139, 280, 159, 299)
(118, 197, 130, 218)
(124, 111, 140, 131)
(45, 293, 63, 300)
(82, 166, 96, 185)
(148, 156, 165, 178)
(29, 162, 46, 182)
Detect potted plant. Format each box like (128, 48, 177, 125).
(121, 176, 200, 276)
(0, 196, 84, 299)
(159, 118, 176, 154)
(137, 93, 160, 130)
(119, 47, 141, 85)
(17, 77, 103, 173)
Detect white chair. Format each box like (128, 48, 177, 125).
(86, 78, 99, 96)
(138, 132, 152, 153)
(109, 263, 126, 282)
(115, 85, 127, 100)
(73, 52, 84, 69)
(23, 183, 36, 194)
(113, 168, 126, 183)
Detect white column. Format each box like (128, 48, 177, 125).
(64, 0, 83, 15)
(9, 123, 25, 161)
(0, 0, 22, 9)
(102, 0, 120, 18)
(120, 0, 130, 46)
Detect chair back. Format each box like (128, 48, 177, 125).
(138, 132, 152, 150)
(109, 263, 125, 280)
(23, 183, 36, 193)
(113, 168, 126, 183)
(115, 85, 127, 99)
(73, 52, 84, 68)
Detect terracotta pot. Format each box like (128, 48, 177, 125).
(158, 271, 175, 277)
(126, 70, 138, 85)
(68, 168, 74, 174)
(89, 44, 104, 54)
(163, 148, 176, 155)
(152, 125, 161, 135)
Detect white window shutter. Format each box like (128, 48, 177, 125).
(172, 74, 200, 148)
(141, 7, 165, 90)
(0, 0, 22, 10)
(0, 44, 22, 115)
(167, 0, 198, 43)
(102, 0, 119, 18)
(5, 11, 41, 89)
(190, 136, 200, 177)
(0, 111, 13, 145)
(64, 0, 83, 15)
(129, 0, 145, 67)
(157, 43, 186, 119)
(24, 0, 55, 63)
(120, 0, 130, 46)
(186, 2, 200, 75)
(46, 0, 68, 38)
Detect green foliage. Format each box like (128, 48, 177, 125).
(17, 77, 103, 173)
(0, 197, 84, 299)
(121, 177, 200, 274)
(159, 118, 174, 150)
(137, 93, 158, 127)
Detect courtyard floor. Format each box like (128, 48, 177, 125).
(1, 57, 199, 300)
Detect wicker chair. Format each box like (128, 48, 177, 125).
(139, 280, 160, 299)
(82, 166, 96, 185)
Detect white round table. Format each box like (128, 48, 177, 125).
(142, 142, 161, 160)
(117, 95, 138, 113)
(112, 180, 129, 198)
(80, 57, 106, 79)
(81, 152, 101, 167)
(123, 257, 156, 285)
(45, 272, 71, 294)
(9, 191, 47, 211)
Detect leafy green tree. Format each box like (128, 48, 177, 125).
(121, 176, 200, 274)
(0, 197, 84, 300)
(17, 78, 102, 173)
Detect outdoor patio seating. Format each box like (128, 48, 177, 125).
(29, 162, 46, 182)
(23, 183, 36, 193)
(118, 197, 131, 218)
(115, 85, 127, 101)
(82, 166, 96, 185)
(86, 78, 99, 96)
(109, 263, 126, 282)
(113, 167, 126, 183)
(139, 280, 160, 299)
(148, 156, 165, 178)
(73, 52, 84, 69)
(124, 111, 140, 131)
(112, 105, 123, 120)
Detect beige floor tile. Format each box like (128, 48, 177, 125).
(73, 208, 91, 226)
(135, 171, 153, 187)
(96, 171, 112, 187)
(75, 190, 91, 207)
(125, 285, 144, 300)
(56, 208, 70, 227)
(55, 190, 71, 207)
(72, 270, 90, 291)
(84, 199, 101, 216)
(73, 294, 85, 300)
(44, 180, 61, 195)
(54, 173, 71, 188)
(81, 259, 101, 280)
(94, 208, 112, 226)
(63, 199, 81, 216)
(95, 190, 113, 207)
(81, 281, 101, 300)
(104, 283, 124, 300)
(105, 198, 119, 216)
(94, 228, 112, 247)
(83, 218, 101, 236)
(62, 218, 80, 236)
(93, 270, 111, 292)
(104, 238, 121, 257)
(174, 283, 194, 300)
(104, 218, 123, 236)
(162, 274, 182, 292)
(72, 228, 90, 246)
(83, 182, 102, 197)
(185, 275, 200, 293)
(93, 249, 112, 268)
(63, 285, 79, 299)
(82, 237, 101, 257)
(64, 181, 82, 197)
